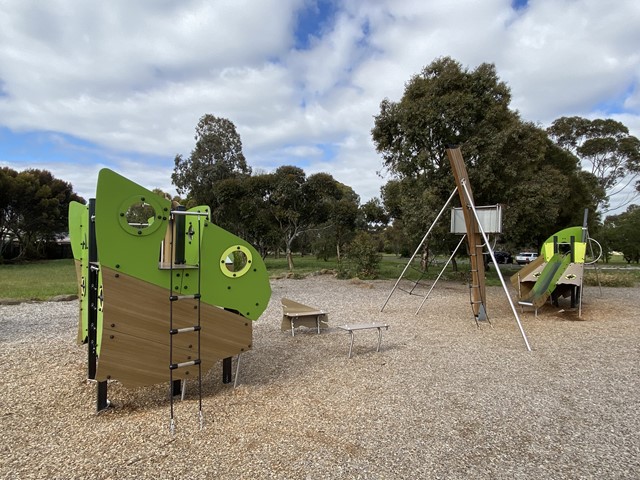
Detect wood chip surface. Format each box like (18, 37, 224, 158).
(1, 275, 638, 479)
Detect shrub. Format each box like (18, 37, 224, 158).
(345, 232, 382, 279)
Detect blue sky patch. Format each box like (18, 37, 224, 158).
(592, 81, 637, 115)
(511, 0, 529, 10)
(293, 0, 339, 50)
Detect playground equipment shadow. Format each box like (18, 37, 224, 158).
(1, 275, 638, 479)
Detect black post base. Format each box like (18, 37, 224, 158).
(97, 380, 109, 411)
(222, 357, 232, 384)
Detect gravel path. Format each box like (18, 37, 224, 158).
(1, 276, 638, 479)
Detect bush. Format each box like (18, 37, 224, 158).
(344, 232, 382, 279)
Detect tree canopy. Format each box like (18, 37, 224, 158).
(372, 57, 602, 252)
(1, 167, 84, 260)
(170, 114, 362, 268)
(548, 116, 640, 212)
(172, 114, 252, 224)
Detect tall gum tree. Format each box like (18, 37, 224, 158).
(269, 166, 346, 270)
(172, 114, 251, 226)
(547, 116, 640, 213)
(372, 57, 600, 252)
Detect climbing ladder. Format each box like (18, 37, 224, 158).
(168, 207, 208, 434)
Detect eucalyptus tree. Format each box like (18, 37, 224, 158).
(313, 183, 360, 262)
(268, 166, 348, 270)
(372, 56, 600, 252)
(172, 114, 252, 226)
(547, 116, 640, 212)
(602, 205, 640, 263)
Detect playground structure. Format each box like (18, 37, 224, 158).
(382, 147, 531, 351)
(511, 219, 594, 317)
(69, 169, 271, 431)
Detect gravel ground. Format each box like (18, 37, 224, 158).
(1, 275, 638, 480)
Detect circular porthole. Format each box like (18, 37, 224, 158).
(220, 245, 252, 278)
(118, 195, 164, 236)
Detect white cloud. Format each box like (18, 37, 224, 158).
(0, 0, 638, 207)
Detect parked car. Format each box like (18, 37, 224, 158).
(515, 252, 539, 265)
(484, 251, 513, 264)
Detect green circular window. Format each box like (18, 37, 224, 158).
(118, 195, 164, 236)
(220, 245, 252, 278)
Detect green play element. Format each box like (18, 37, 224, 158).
(520, 253, 573, 309)
(68, 201, 105, 352)
(541, 226, 586, 263)
(183, 205, 211, 266)
(513, 224, 588, 310)
(68, 201, 89, 342)
(94, 168, 270, 320)
(95, 168, 172, 285)
(199, 223, 270, 318)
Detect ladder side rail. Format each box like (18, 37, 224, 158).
(460, 179, 532, 352)
(196, 212, 204, 428)
(169, 214, 176, 433)
(415, 234, 466, 315)
(380, 187, 458, 312)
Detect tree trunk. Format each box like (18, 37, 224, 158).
(286, 249, 294, 270)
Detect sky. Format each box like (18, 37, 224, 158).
(1, 0, 639, 213)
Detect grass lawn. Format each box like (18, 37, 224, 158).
(1, 255, 637, 301)
(0, 259, 78, 301)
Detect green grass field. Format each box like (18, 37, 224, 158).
(0, 255, 637, 301)
(0, 259, 79, 301)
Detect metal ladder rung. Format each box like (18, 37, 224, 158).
(170, 210, 210, 217)
(170, 359, 201, 370)
(170, 294, 201, 301)
(170, 326, 201, 334)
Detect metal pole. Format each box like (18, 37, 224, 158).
(415, 234, 466, 315)
(460, 180, 532, 352)
(380, 187, 458, 312)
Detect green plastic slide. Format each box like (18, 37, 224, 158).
(520, 253, 573, 309)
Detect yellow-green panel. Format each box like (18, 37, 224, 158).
(199, 223, 271, 320)
(93, 168, 271, 320)
(68, 201, 89, 343)
(94, 168, 172, 285)
(542, 226, 586, 264)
